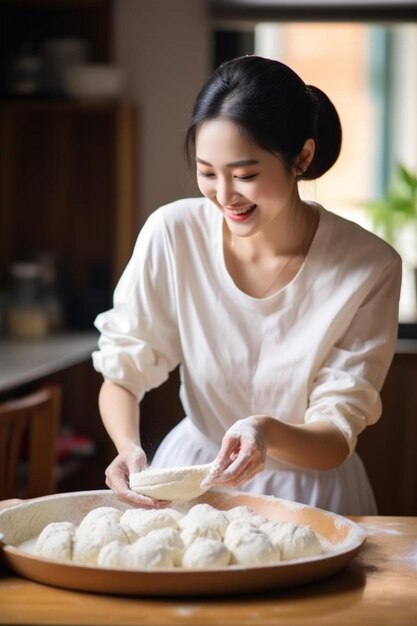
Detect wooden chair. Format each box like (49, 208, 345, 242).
(0, 385, 61, 500)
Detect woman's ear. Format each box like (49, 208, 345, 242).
(293, 138, 315, 177)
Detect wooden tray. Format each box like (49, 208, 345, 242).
(0, 489, 366, 597)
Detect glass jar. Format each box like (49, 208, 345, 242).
(6, 262, 49, 339)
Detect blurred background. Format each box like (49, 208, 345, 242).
(0, 1, 416, 514)
(1, 0, 417, 331)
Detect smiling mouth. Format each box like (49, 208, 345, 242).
(225, 204, 257, 216)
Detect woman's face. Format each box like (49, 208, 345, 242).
(195, 119, 299, 238)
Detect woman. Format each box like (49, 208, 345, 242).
(92, 56, 401, 515)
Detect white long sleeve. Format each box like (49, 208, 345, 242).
(93, 197, 402, 456)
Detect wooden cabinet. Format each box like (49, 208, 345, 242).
(0, 0, 139, 495)
(0, 99, 137, 492)
(0, 0, 135, 328)
(0, 100, 137, 329)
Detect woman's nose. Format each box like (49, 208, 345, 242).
(216, 177, 238, 207)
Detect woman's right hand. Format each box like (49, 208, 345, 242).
(105, 442, 169, 508)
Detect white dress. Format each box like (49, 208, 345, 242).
(93, 197, 402, 515)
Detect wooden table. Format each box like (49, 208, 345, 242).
(0, 514, 416, 626)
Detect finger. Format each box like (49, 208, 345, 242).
(211, 439, 265, 487)
(204, 451, 252, 488)
(126, 453, 148, 474)
(118, 488, 171, 509)
(211, 464, 262, 488)
(105, 467, 130, 495)
(106, 475, 171, 509)
(229, 465, 262, 487)
(106, 469, 171, 508)
(220, 435, 259, 479)
(211, 456, 252, 487)
(201, 436, 241, 487)
(239, 465, 263, 484)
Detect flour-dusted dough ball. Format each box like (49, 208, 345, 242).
(180, 503, 229, 538)
(120, 508, 182, 541)
(98, 536, 175, 569)
(77, 507, 122, 532)
(224, 523, 280, 566)
(182, 538, 231, 568)
(224, 505, 257, 522)
(98, 538, 173, 569)
(97, 541, 132, 568)
(224, 505, 267, 527)
(73, 514, 130, 564)
(36, 521, 75, 561)
(224, 505, 256, 521)
(145, 527, 185, 566)
(223, 520, 261, 547)
(180, 521, 222, 547)
(128, 535, 176, 568)
(260, 521, 322, 561)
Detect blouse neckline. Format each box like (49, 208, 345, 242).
(214, 200, 327, 312)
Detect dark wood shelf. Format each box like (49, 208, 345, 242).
(0, 0, 138, 497)
(0, 100, 138, 329)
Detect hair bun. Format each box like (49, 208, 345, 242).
(302, 85, 342, 180)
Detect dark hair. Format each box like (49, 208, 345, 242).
(185, 55, 342, 180)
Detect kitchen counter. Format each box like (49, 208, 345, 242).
(396, 337, 417, 354)
(0, 512, 416, 626)
(0, 332, 98, 393)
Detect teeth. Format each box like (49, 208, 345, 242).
(229, 205, 255, 215)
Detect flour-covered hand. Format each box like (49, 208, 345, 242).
(201, 416, 267, 489)
(105, 442, 170, 508)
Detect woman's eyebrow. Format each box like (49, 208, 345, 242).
(196, 157, 259, 167)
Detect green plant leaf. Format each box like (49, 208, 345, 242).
(362, 162, 417, 243)
(398, 163, 417, 192)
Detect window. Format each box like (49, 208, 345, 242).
(212, 22, 417, 322)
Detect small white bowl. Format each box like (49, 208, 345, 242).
(63, 64, 124, 99)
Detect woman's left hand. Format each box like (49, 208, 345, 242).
(201, 416, 267, 489)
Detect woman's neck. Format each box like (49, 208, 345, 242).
(225, 199, 317, 263)
(222, 200, 319, 299)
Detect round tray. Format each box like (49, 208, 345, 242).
(0, 489, 366, 597)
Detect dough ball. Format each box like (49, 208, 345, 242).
(98, 536, 175, 569)
(73, 514, 130, 564)
(129, 534, 176, 568)
(225, 505, 254, 521)
(182, 538, 231, 568)
(224, 506, 267, 527)
(224, 524, 280, 566)
(36, 521, 75, 561)
(146, 527, 185, 566)
(180, 521, 222, 547)
(120, 508, 181, 540)
(97, 541, 131, 568)
(180, 504, 229, 538)
(77, 507, 122, 532)
(223, 520, 261, 547)
(131, 534, 176, 568)
(260, 521, 322, 561)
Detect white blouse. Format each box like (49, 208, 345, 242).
(93, 197, 402, 514)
